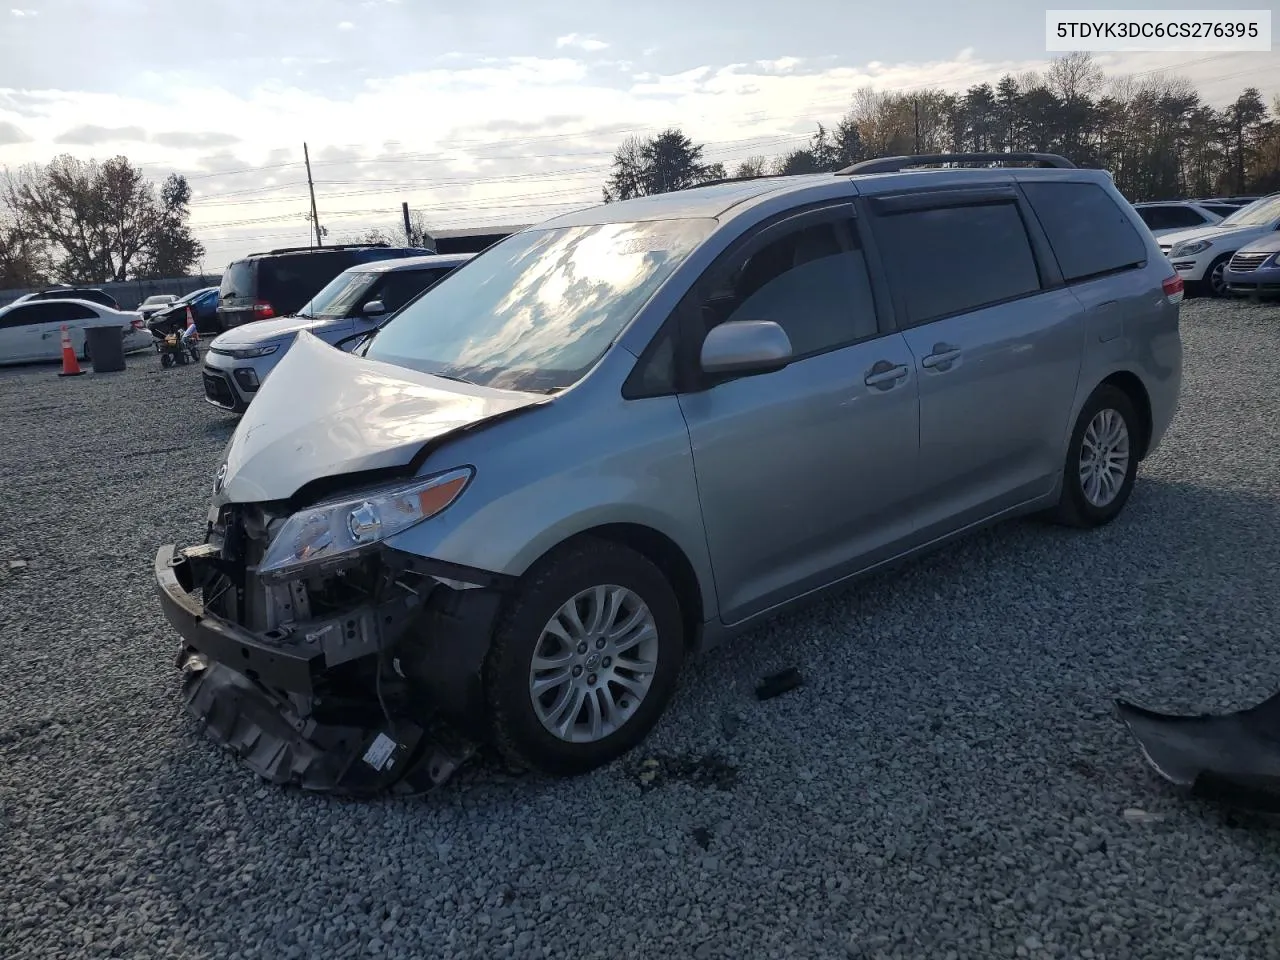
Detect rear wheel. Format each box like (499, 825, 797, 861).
(1049, 384, 1140, 528)
(485, 539, 685, 776)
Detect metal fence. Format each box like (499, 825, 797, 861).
(0, 274, 223, 311)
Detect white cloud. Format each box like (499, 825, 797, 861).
(10, 8, 36, 15)
(555, 33, 609, 52)
(337, 21, 354, 30)
(3, 48, 1273, 267)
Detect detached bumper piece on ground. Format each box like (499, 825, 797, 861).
(154, 526, 504, 796)
(1115, 690, 1280, 813)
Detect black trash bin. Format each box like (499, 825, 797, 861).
(84, 325, 126, 373)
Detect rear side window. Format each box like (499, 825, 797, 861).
(1022, 182, 1147, 283)
(873, 201, 1041, 325)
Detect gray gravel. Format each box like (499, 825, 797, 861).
(3, 298, 1280, 960)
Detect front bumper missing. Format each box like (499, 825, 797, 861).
(156, 544, 476, 796)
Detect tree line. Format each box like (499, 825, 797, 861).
(0, 155, 204, 289)
(602, 53, 1280, 203)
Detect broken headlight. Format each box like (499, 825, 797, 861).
(257, 467, 473, 580)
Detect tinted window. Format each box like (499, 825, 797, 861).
(219, 260, 255, 300)
(1200, 204, 1235, 217)
(716, 222, 878, 356)
(874, 201, 1041, 325)
(374, 268, 453, 313)
(0, 306, 35, 329)
(9, 302, 95, 325)
(259, 254, 355, 314)
(1022, 182, 1148, 283)
(1137, 206, 1208, 230)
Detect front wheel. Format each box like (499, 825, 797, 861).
(1198, 254, 1232, 299)
(484, 539, 685, 776)
(1048, 384, 1140, 528)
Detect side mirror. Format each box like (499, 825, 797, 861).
(700, 320, 793, 377)
(362, 299, 386, 316)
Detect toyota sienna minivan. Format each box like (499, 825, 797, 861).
(154, 153, 1183, 795)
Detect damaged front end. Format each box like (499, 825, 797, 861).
(155, 497, 507, 796)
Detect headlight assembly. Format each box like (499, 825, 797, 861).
(257, 467, 473, 579)
(1170, 239, 1212, 258)
(224, 344, 279, 360)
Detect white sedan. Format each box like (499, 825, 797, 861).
(0, 298, 153, 366)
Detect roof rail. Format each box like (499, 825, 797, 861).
(837, 152, 1077, 175)
(250, 242, 394, 256)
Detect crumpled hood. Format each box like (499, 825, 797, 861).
(217, 330, 545, 503)
(212, 314, 341, 348)
(1160, 223, 1268, 248)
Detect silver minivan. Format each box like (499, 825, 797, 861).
(155, 153, 1183, 794)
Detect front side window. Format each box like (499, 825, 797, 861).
(874, 201, 1041, 325)
(712, 221, 879, 356)
(365, 218, 714, 393)
(373, 268, 453, 313)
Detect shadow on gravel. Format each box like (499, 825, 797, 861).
(200, 418, 238, 441)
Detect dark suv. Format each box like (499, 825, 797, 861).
(216, 243, 432, 330)
(14, 287, 121, 310)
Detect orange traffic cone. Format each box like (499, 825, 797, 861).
(57, 324, 85, 377)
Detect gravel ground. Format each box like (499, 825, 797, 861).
(3, 299, 1280, 960)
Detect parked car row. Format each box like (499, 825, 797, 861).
(1138, 193, 1280, 298)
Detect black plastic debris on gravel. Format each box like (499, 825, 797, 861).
(628, 752, 739, 791)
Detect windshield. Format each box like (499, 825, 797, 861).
(1222, 195, 1280, 226)
(296, 270, 380, 319)
(364, 218, 713, 393)
(143, 295, 174, 305)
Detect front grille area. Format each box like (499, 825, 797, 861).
(203, 371, 236, 409)
(1228, 252, 1270, 272)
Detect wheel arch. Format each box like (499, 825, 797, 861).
(1098, 369, 1153, 460)
(520, 523, 707, 651)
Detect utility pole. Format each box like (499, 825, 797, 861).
(304, 142, 323, 248)
(913, 99, 921, 155)
(402, 201, 413, 246)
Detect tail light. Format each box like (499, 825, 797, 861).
(251, 301, 275, 320)
(1162, 274, 1184, 304)
(130, 317, 145, 331)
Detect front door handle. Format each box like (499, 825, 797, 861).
(921, 343, 962, 369)
(864, 362, 909, 388)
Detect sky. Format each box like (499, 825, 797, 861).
(1, 0, 1277, 270)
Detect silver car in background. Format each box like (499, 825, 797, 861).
(201, 252, 472, 412)
(155, 153, 1183, 794)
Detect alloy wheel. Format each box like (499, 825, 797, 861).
(528, 584, 660, 744)
(1078, 408, 1131, 508)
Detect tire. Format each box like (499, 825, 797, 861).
(484, 538, 686, 777)
(161, 353, 174, 368)
(81, 339, 90, 363)
(1049, 384, 1140, 528)
(1196, 254, 1232, 299)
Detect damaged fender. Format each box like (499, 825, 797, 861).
(156, 542, 507, 796)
